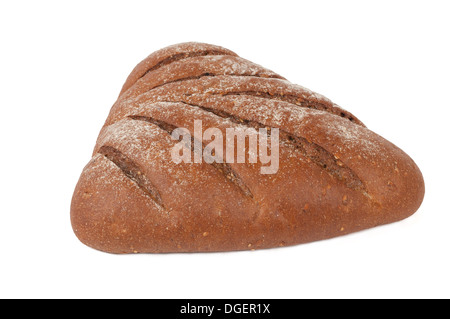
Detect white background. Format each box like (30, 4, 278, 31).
(0, 0, 449, 299)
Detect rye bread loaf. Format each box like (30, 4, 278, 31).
(71, 42, 425, 253)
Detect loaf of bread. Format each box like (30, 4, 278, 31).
(71, 42, 425, 253)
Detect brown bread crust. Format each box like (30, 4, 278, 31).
(71, 42, 425, 253)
